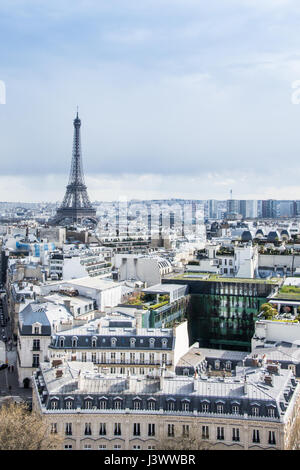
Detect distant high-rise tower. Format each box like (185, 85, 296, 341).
(54, 112, 97, 225)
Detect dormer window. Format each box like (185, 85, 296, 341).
(232, 405, 239, 415)
(149, 338, 155, 348)
(72, 337, 78, 348)
(252, 406, 259, 417)
(114, 399, 122, 410)
(32, 323, 41, 335)
(181, 400, 190, 412)
(147, 398, 156, 410)
(215, 360, 220, 370)
(84, 400, 93, 410)
(92, 337, 97, 348)
(162, 338, 168, 348)
(59, 337, 65, 348)
(217, 404, 224, 414)
(167, 400, 175, 411)
(130, 338, 136, 348)
(65, 400, 73, 410)
(133, 399, 141, 410)
(111, 337, 117, 347)
(99, 399, 107, 410)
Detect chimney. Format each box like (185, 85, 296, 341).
(193, 370, 198, 392)
(160, 366, 166, 391)
(243, 375, 248, 394)
(136, 312, 142, 331)
(64, 300, 71, 311)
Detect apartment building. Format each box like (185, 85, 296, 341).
(32, 360, 300, 450)
(48, 313, 190, 377)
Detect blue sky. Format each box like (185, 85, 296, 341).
(1, 0, 300, 201)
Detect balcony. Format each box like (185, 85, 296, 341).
(95, 359, 172, 367)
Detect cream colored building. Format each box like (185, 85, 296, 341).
(32, 360, 300, 450)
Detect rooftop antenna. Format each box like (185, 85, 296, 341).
(230, 189, 233, 200)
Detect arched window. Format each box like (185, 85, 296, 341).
(72, 336, 78, 348)
(92, 337, 97, 348)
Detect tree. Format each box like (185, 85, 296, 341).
(0, 401, 63, 450)
(157, 435, 211, 450)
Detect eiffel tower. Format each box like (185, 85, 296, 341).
(54, 112, 97, 225)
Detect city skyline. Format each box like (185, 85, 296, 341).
(1, 1, 300, 201)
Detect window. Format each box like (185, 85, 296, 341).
(51, 423, 57, 434)
(84, 400, 92, 410)
(133, 423, 140, 436)
(133, 400, 141, 410)
(72, 337, 77, 348)
(114, 400, 122, 410)
(114, 423, 122, 436)
(92, 353, 96, 363)
(217, 427, 224, 440)
(65, 445, 72, 450)
(162, 338, 167, 348)
(99, 423, 106, 436)
(148, 423, 155, 436)
(252, 406, 259, 417)
(51, 400, 58, 410)
(140, 353, 145, 364)
(59, 338, 64, 348)
(82, 352, 87, 362)
(149, 338, 155, 348)
(33, 339, 40, 351)
(167, 401, 175, 411)
(182, 401, 190, 412)
(130, 338, 136, 347)
(98, 445, 106, 450)
(232, 428, 240, 442)
(268, 431, 276, 445)
(114, 445, 121, 450)
(268, 408, 275, 418)
(252, 429, 260, 443)
(215, 360, 220, 370)
(202, 403, 209, 413)
(120, 352, 125, 363)
(133, 445, 141, 450)
(111, 338, 116, 347)
(99, 400, 107, 410)
(202, 426, 209, 439)
(84, 445, 92, 450)
(32, 354, 39, 367)
(149, 353, 155, 363)
(130, 352, 135, 363)
(148, 400, 155, 411)
(101, 352, 106, 363)
(111, 352, 116, 361)
(217, 404, 224, 414)
(65, 423, 72, 436)
(34, 326, 40, 335)
(84, 423, 92, 435)
(232, 405, 239, 415)
(182, 425, 189, 437)
(148, 446, 156, 450)
(162, 353, 167, 364)
(168, 424, 175, 437)
(65, 400, 73, 410)
(92, 338, 97, 348)
(225, 361, 232, 370)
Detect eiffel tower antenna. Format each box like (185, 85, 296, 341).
(53, 111, 97, 225)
